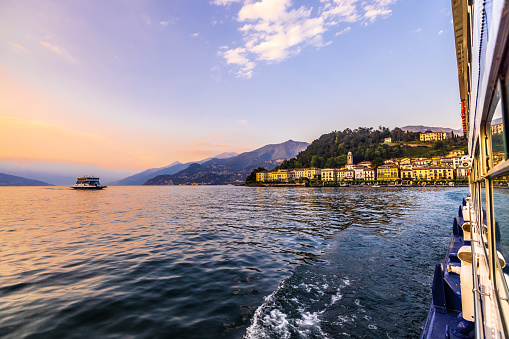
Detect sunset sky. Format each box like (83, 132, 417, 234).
(0, 0, 459, 178)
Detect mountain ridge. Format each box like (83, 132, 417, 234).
(0, 173, 52, 186)
(109, 152, 239, 185)
(144, 140, 309, 185)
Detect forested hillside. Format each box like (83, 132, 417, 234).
(277, 127, 467, 170)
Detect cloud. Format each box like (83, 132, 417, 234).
(160, 17, 178, 27)
(40, 41, 63, 54)
(414, 27, 422, 33)
(236, 119, 248, 124)
(191, 32, 200, 37)
(214, 0, 398, 78)
(40, 41, 75, 62)
(335, 26, 351, 36)
(438, 30, 444, 35)
(212, 0, 241, 5)
(10, 43, 25, 52)
(220, 47, 256, 78)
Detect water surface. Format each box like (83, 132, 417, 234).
(0, 186, 472, 338)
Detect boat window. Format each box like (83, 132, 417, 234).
(491, 174, 509, 320)
(487, 83, 507, 171)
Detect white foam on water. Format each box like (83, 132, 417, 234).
(368, 324, 378, 330)
(335, 314, 357, 325)
(244, 279, 291, 339)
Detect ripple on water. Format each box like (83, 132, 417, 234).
(0, 186, 471, 338)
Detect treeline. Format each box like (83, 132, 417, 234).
(277, 127, 467, 170)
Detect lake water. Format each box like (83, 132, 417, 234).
(0, 186, 493, 338)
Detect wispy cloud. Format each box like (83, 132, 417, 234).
(438, 30, 444, 35)
(215, 0, 398, 78)
(9, 42, 25, 52)
(236, 119, 248, 125)
(40, 41, 75, 62)
(191, 32, 200, 37)
(212, 0, 241, 5)
(335, 26, 351, 36)
(414, 27, 422, 33)
(160, 17, 178, 27)
(40, 41, 63, 54)
(440, 8, 451, 16)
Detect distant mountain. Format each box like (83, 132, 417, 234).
(144, 140, 309, 186)
(400, 125, 463, 135)
(110, 152, 239, 185)
(0, 173, 52, 186)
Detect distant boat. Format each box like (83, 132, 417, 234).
(71, 176, 107, 190)
(340, 183, 349, 187)
(372, 184, 380, 188)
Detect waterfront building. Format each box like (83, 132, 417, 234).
(400, 168, 414, 180)
(294, 168, 321, 180)
(491, 123, 504, 134)
(384, 137, 392, 143)
(419, 131, 450, 142)
(337, 169, 346, 181)
(412, 159, 429, 167)
(268, 169, 293, 181)
(256, 171, 269, 182)
(456, 168, 469, 179)
(413, 167, 429, 180)
(322, 168, 338, 182)
(494, 152, 505, 166)
(447, 150, 465, 157)
(439, 157, 455, 167)
(344, 169, 355, 181)
(357, 161, 372, 168)
(353, 166, 365, 180)
(427, 166, 454, 181)
(363, 168, 376, 181)
(377, 164, 399, 181)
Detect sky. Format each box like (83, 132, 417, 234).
(0, 0, 460, 178)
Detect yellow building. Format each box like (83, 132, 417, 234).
(447, 150, 465, 157)
(492, 123, 504, 134)
(294, 168, 321, 180)
(268, 169, 294, 182)
(322, 168, 338, 182)
(427, 167, 454, 180)
(413, 167, 429, 180)
(256, 171, 269, 182)
(400, 168, 414, 180)
(377, 164, 399, 181)
(420, 131, 449, 142)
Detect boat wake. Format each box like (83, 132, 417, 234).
(244, 268, 353, 339)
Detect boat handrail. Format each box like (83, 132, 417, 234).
(495, 249, 509, 301)
(469, 203, 483, 339)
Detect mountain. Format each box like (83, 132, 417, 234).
(0, 173, 52, 186)
(110, 152, 239, 185)
(400, 125, 463, 135)
(144, 140, 309, 185)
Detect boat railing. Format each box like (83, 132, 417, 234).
(469, 204, 484, 339)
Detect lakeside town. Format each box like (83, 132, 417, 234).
(254, 131, 506, 186)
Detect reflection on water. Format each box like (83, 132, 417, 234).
(0, 186, 468, 338)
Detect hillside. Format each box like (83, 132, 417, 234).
(110, 152, 238, 185)
(277, 127, 467, 170)
(144, 140, 309, 185)
(400, 125, 463, 135)
(0, 173, 52, 186)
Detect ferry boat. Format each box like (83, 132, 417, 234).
(421, 0, 509, 338)
(71, 176, 107, 190)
